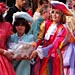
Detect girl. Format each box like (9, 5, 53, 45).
(8, 12, 35, 75)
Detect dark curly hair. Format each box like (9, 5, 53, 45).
(13, 18, 30, 34)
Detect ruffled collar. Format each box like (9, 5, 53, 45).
(44, 23, 58, 40)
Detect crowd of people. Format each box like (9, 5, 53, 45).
(0, 0, 75, 75)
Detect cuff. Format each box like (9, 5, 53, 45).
(36, 46, 44, 59)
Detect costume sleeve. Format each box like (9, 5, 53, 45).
(37, 27, 67, 59)
(36, 44, 53, 59)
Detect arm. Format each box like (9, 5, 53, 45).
(42, 27, 67, 56)
(30, 27, 67, 59)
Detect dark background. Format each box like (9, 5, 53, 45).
(0, 0, 66, 7)
(0, 0, 66, 14)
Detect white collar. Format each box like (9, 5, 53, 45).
(44, 23, 57, 40)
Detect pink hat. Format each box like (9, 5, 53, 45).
(51, 1, 73, 16)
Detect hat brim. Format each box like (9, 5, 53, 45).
(51, 1, 73, 16)
(12, 12, 33, 24)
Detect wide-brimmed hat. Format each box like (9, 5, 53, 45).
(12, 11, 33, 24)
(50, 1, 73, 16)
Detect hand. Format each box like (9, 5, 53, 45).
(4, 50, 14, 60)
(29, 50, 38, 59)
(15, 55, 22, 61)
(31, 42, 37, 47)
(23, 55, 30, 60)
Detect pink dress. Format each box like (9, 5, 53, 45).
(0, 22, 16, 75)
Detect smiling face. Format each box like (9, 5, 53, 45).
(51, 9, 63, 23)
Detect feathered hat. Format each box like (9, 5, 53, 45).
(12, 12, 33, 24)
(51, 1, 73, 16)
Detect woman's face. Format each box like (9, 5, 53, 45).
(15, 24, 25, 36)
(51, 9, 62, 23)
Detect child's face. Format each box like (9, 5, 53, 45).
(15, 24, 25, 36)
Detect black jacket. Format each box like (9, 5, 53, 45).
(5, 6, 26, 24)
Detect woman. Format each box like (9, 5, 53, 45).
(0, 2, 16, 75)
(8, 12, 35, 75)
(30, 1, 74, 75)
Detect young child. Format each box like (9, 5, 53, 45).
(8, 12, 35, 75)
